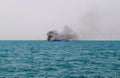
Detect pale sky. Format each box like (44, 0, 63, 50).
(1, 0, 120, 40)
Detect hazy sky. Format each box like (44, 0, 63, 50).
(1, 0, 120, 40)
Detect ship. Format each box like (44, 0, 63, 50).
(47, 30, 66, 42)
(47, 26, 77, 42)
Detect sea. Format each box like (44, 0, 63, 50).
(0, 40, 120, 78)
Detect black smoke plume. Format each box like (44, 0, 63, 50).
(47, 26, 78, 41)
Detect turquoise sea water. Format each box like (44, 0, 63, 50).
(0, 40, 120, 78)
